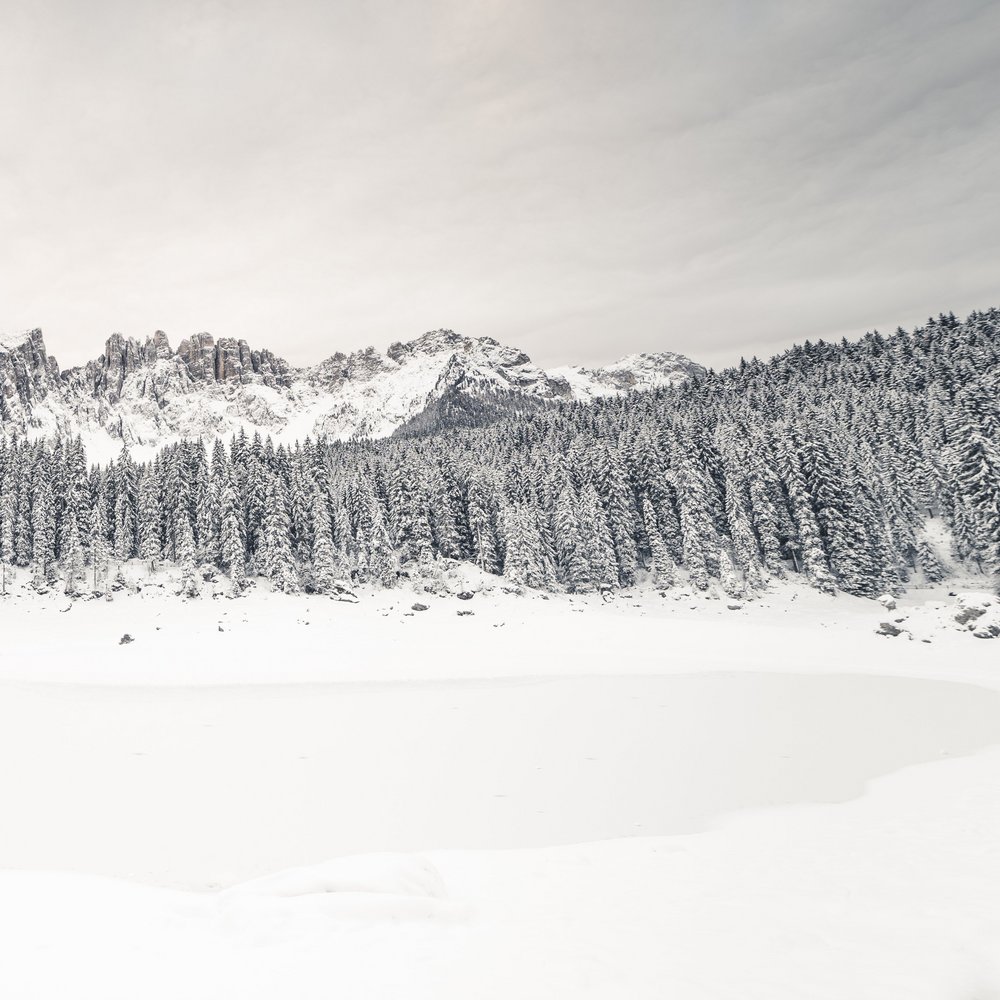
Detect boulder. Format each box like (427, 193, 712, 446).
(955, 606, 986, 627)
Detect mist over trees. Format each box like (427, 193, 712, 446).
(1, 310, 998, 600)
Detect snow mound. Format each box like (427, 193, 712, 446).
(223, 852, 447, 901)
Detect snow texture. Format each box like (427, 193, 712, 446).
(0, 580, 999, 998)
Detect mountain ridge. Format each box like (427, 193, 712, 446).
(0, 326, 702, 460)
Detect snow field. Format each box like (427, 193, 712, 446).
(1, 747, 999, 999)
(1, 574, 999, 997)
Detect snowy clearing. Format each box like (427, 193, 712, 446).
(1, 577, 1000, 997)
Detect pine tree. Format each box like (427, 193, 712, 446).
(553, 487, 591, 592)
(31, 463, 56, 588)
(391, 472, 434, 566)
(467, 475, 499, 575)
(260, 475, 299, 592)
(62, 507, 85, 596)
(501, 502, 552, 589)
(137, 470, 162, 571)
(672, 455, 716, 591)
(595, 447, 638, 586)
(309, 489, 340, 593)
(916, 537, 945, 583)
(775, 428, 836, 593)
(364, 487, 397, 587)
(718, 547, 743, 598)
(113, 448, 138, 561)
(89, 499, 110, 593)
(642, 497, 675, 588)
(0, 485, 14, 594)
(578, 485, 618, 591)
(952, 428, 1000, 581)
(175, 512, 201, 597)
(219, 473, 247, 591)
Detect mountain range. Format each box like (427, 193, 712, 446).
(0, 327, 702, 461)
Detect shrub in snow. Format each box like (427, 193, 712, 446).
(411, 602, 429, 612)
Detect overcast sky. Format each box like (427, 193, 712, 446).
(1, 0, 998, 371)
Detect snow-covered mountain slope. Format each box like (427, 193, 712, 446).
(0, 326, 702, 458)
(548, 351, 697, 400)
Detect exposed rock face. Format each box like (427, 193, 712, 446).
(96, 332, 175, 398)
(176, 333, 217, 382)
(88, 330, 293, 396)
(214, 338, 244, 382)
(0, 329, 60, 423)
(250, 348, 291, 387)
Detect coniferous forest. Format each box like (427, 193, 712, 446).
(1, 310, 998, 600)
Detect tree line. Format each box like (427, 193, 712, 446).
(0, 309, 998, 599)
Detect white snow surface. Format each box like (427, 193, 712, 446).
(1, 571, 1000, 998)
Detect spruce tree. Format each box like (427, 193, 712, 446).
(309, 490, 340, 593)
(89, 499, 110, 593)
(642, 497, 676, 588)
(260, 475, 299, 593)
(61, 507, 85, 596)
(219, 473, 247, 591)
(137, 470, 162, 571)
(578, 485, 618, 591)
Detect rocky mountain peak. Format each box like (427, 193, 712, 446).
(0, 324, 701, 458)
(386, 329, 470, 363)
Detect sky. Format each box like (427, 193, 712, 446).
(1, 0, 998, 372)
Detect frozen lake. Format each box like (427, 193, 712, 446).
(1, 671, 998, 888)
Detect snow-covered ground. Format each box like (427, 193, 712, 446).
(1, 570, 999, 998)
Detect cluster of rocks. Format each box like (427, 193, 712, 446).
(90, 330, 293, 400)
(953, 594, 1000, 639)
(877, 592, 1000, 641)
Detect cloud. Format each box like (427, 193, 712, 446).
(0, 0, 997, 371)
